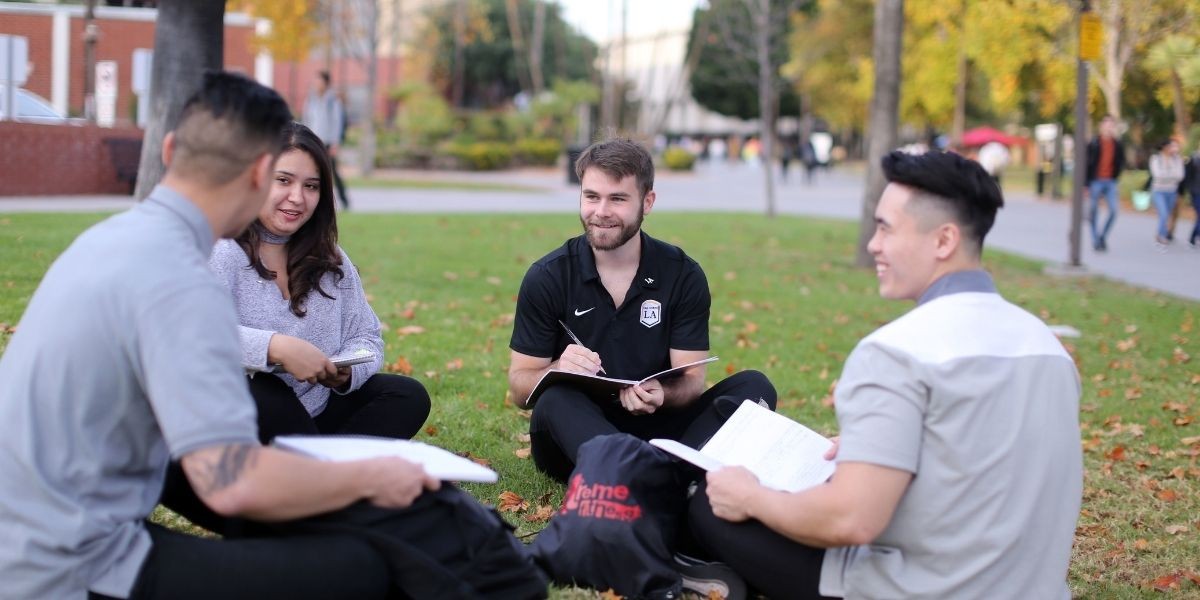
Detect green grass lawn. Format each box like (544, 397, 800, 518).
(1, 212, 1198, 597)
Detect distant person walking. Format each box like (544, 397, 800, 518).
(1185, 148, 1200, 248)
(1150, 138, 1185, 247)
(1085, 115, 1126, 252)
(303, 71, 351, 210)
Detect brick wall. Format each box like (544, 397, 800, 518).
(0, 7, 258, 124)
(0, 121, 142, 195)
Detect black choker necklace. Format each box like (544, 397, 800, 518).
(255, 223, 291, 245)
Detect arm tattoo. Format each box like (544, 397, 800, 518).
(197, 443, 259, 495)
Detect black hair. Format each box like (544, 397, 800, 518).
(574, 138, 655, 198)
(881, 150, 1005, 252)
(317, 70, 331, 85)
(171, 71, 292, 185)
(236, 122, 343, 318)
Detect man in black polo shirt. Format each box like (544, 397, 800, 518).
(508, 138, 777, 481)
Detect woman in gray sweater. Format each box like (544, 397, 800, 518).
(1150, 138, 1185, 246)
(211, 121, 430, 442)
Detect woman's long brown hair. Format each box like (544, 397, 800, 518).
(236, 121, 343, 317)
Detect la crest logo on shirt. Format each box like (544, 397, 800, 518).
(640, 299, 661, 328)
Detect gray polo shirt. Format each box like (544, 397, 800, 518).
(820, 270, 1082, 599)
(0, 186, 259, 599)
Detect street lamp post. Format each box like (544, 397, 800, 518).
(1071, 0, 1100, 267)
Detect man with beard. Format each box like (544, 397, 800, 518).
(507, 138, 777, 482)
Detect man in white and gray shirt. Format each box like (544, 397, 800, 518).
(303, 70, 351, 209)
(688, 150, 1083, 599)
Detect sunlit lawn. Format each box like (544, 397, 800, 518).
(1, 211, 1197, 597)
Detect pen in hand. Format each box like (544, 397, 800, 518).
(558, 319, 607, 375)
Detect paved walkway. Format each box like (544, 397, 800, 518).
(2, 161, 1197, 301)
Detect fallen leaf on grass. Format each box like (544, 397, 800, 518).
(446, 358, 464, 371)
(599, 589, 624, 600)
(1149, 572, 1184, 591)
(396, 325, 426, 336)
(443, 271, 459, 281)
(1134, 538, 1150, 551)
(1156, 489, 1179, 502)
(497, 491, 528, 513)
(1105, 446, 1126, 461)
(514, 447, 531, 459)
(725, 363, 736, 376)
(707, 591, 725, 600)
(1182, 436, 1200, 446)
(524, 505, 555, 523)
(517, 432, 531, 443)
(1166, 525, 1190, 535)
(1124, 387, 1143, 400)
(1116, 337, 1137, 352)
(1175, 416, 1194, 426)
(1173, 347, 1191, 364)
(1163, 402, 1191, 413)
(456, 452, 491, 467)
(424, 425, 438, 437)
(389, 356, 413, 376)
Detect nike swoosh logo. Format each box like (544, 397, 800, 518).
(574, 307, 596, 316)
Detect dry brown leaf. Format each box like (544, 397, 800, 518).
(401, 307, 416, 320)
(1105, 446, 1126, 461)
(424, 370, 439, 379)
(1170, 467, 1187, 480)
(1163, 402, 1191, 413)
(443, 271, 459, 281)
(486, 276, 502, 286)
(517, 432, 532, 443)
(723, 271, 737, 281)
(1156, 489, 1179, 502)
(1182, 436, 1200, 446)
(1175, 416, 1194, 427)
(721, 313, 736, 323)
(1134, 538, 1150, 551)
(1124, 387, 1143, 400)
(724, 363, 736, 376)
(1166, 524, 1190, 535)
(389, 356, 413, 376)
(1148, 445, 1161, 456)
(514, 447, 532, 459)
(1149, 572, 1183, 591)
(524, 505, 555, 523)
(1116, 337, 1137, 352)
(1172, 347, 1191, 364)
(424, 425, 439, 437)
(706, 591, 725, 600)
(396, 325, 426, 336)
(446, 358, 464, 371)
(497, 491, 528, 513)
(599, 589, 624, 600)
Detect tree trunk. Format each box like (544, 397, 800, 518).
(1096, 0, 1129, 120)
(951, 34, 967, 148)
(752, 0, 776, 218)
(504, 0, 532, 95)
(1169, 70, 1190, 138)
(451, 0, 466, 107)
(134, 1, 225, 200)
(530, 0, 546, 95)
(359, 0, 379, 177)
(855, 0, 903, 268)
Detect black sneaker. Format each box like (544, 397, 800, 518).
(674, 552, 747, 600)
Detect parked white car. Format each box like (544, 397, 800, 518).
(0, 85, 83, 125)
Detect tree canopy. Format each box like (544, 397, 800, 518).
(419, 0, 596, 109)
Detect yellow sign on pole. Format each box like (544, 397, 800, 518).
(1080, 12, 1102, 61)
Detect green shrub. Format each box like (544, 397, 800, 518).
(442, 142, 513, 170)
(663, 147, 697, 171)
(514, 138, 562, 166)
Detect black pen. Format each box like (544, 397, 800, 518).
(558, 319, 606, 375)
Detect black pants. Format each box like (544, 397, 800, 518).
(689, 481, 838, 600)
(327, 144, 350, 209)
(529, 370, 776, 482)
(95, 488, 547, 600)
(251, 372, 431, 443)
(159, 372, 430, 535)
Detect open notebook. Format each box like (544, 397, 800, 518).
(651, 400, 835, 493)
(523, 356, 719, 407)
(274, 435, 498, 484)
